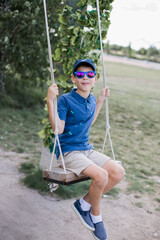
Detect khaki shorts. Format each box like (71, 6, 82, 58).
(57, 149, 111, 177)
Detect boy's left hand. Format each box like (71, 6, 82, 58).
(99, 87, 110, 102)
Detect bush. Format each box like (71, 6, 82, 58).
(0, 86, 47, 108)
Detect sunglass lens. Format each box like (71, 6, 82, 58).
(76, 72, 84, 78)
(87, 72, 95, 78)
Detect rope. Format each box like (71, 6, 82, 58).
(43, 0, 66, 173)
(43, 0, 117, 173)
(96, 0, 116, 161)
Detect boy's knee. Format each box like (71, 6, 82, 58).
(93, 169, 108, 188)
(112, 165, 125, 183)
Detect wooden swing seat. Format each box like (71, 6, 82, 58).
(43, 167, 90, 185)
(41, 146, 90, 185)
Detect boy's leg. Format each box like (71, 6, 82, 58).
(81, 164, 109, 240)
(81, 164, 108, 216)
(101, 160, 125, 194)
(83, 160, 125, 204)
(86, 150, 125, 196)
(79, 153, 124, 240)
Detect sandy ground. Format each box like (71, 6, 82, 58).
(0, 148, 160, 240)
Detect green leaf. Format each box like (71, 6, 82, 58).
(65, 5, 73, 12)
(77, 0, 88, 8)
(39, 130, 45, 139)
(70, 36, 77, 45)
(61, 36, 69, 46)
(59, 15, 67, 25)
(62, 48, 67, 52)
(76, 12, 82, 20)
(54, 48, 61, 59)
(73, 27, 80, 36)
(68, 26, 74, 30)
(42, 118, 48, 124)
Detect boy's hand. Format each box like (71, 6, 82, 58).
(92, 87, 110, 125)
(47, 83, 59, 103)
(98, 87, 110, 103)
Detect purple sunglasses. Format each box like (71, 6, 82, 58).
(74, 71, 96, 79)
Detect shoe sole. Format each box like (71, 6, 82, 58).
(72, 203, 95, 231)
(92, 232, 108, 240)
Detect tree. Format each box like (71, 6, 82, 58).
(137, 48, 147, 56)
(127, 42, 132, 58)
(147, 46, 159, 57)
(0, 0, 62, 97)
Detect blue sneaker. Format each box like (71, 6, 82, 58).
(72, 199, 95, 231)
(93, 221, 107, 240)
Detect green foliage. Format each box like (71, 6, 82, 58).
(0, 86, 47, 108)
(53, 0, 113, 90)
(39, 115, 55, 152)
(137, 48, 147, 55)
(40, 0, 114, 149)
(0, 0, 62, 100)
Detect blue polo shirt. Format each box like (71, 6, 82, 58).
(56, 88, 96, 158)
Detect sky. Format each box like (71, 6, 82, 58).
(107, 0, 160, 50)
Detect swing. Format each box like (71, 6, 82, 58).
(41, 0, 121, 189)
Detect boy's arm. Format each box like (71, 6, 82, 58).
(91, 87, 110, 125)
(47, 83, 65, 134)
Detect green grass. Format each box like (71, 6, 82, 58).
(91, 62, 160, 196)
(134, 202, 144, 208)
(20, 168, 50, 194)
(0, 106, 44, 159)
(155, 198, 160, 203)
(53, 181, 91, 199)
(1, 60, 160, 199)
(19, 162, 37, 173)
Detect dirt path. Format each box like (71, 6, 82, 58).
(104, 54, 160, 70)
(0, 148, 160, 240)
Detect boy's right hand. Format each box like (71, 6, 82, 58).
(47, 83, 59, 103)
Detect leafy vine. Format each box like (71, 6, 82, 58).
(39, 0, 114, 151)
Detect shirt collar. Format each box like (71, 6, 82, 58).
(71, 88, 92, 103)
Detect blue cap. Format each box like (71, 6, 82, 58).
(73, 59, 96, 73)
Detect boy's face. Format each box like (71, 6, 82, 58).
(71, 66, 97, 94)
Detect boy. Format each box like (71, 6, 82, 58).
(47, 59, 125, 240)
